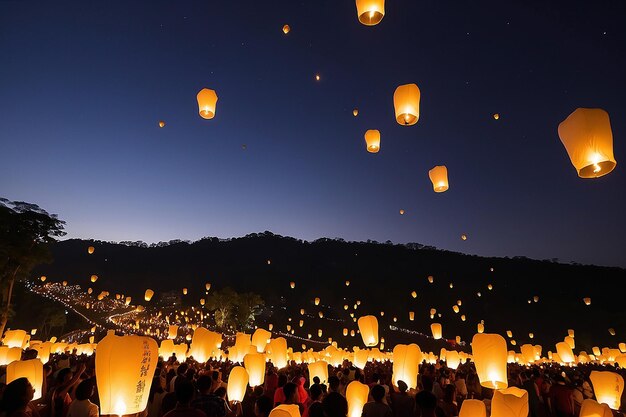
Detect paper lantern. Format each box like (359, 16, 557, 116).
(197, 88, 218, 119)
(314, 297, 320, 305)
(477, 323, 485, 333)
(461, 314, 466, 321)
(491, 387, 529, 417)
(392, 344, 421, 389)
(393, 83, 420, 126)
(346, 380, 369, 417)
(40, 276, 46, 282)
(125, 296, 131, 306)
(353, 349, 369, 369)
(318, 329, 323, 337)
(409, 311, 415, 321)
(355, 0, 385, 26)
(558, 108, 616, 178)
(583, 297, 591, 305)
(268, 338, 288, 369)
(270, 405, 301, 417)
(428, 275, 434, 283)
(579, 399, 613, 417)
(2, 329, 29, 349)
(564, 336, 575, 350)
(88, 246, 95, 254)
(308, 361, 328, 385)
(168, 325, 178, 340)
(282, 24, 290, 34)
(62, 280, 68, 286)
(431, 323, 442, 339)
(609, 328, 616, 336)
(353, 109, 358, 117)
(189, 327, 223, 362)
(453, 305, 460, 314)
(357, 315, 378, 346)
(95, 333, 157, 416)
(227, 366, 249, 403)
(590, 370, 624, 410)
(459, 399, 486, 417)
(411, 291, 417, 298)
(446, 350, 460, 369)
(200, 298, 205, 306)
(472, 333, 507, 389)
(182, 288, 188, 295)
(89, 274, 98, 283)
(6, 359, 44, 400)
(144, 289, 154, 302)
(428, 166, 449, 192)
(364, 129, 381, 153)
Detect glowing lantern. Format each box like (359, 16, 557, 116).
(62, 281, 67, 286)
(493, 113, 500, 120)
(583, 297, 591, 305)
(290, 281, 295, 289)
(590, 371, 624, 410)
(205, 283, 211, 291)
(144, 289, 154, 302)
(357, 315, 378, 346)
(346, 280, 351, 286)
(491, 387, 529, 417)
(453, 305, 460, 313)
(399, 209, 405, 215)
(428, 165, 449, 192)
(242, 352, 265, 387)
(227, 366, 249, 403)
(459, 399, 486, 417)
(200, 298, 205, 306)
(353, 109, 358, 117)
(168, 325, 178, 340)
(392, 344, 422, 389)
(197, 88, 218, 119)
(88, 246, 95, 254)
(411, 291, 417, 298)
(364, 129, 381, 153)
(558, 108, 617, 178)
(488, 284, 493, 290)
(393, 83, 421, 126)
(189, 327, 223, 362)
(428, 275, 434, 283)
(447, 350, 460, 369)
(6, 359, 44, 400)
(125, 296, 131, 306)
(355, 0, 385, 26)
(409, 311, 415, 321)
(88, 288, 93, 295)
(461, 314, 466, 321)
(533, 295, 539, 303)
(506, 330, 513, 338)
(315, 74, 320, 81)
(346, 380, 369, 417)
(95, 333, 157, 416)
(40, 276, 46, 282)
(90, 275, 98, 283)
(609, 328, 616, 336)
(472, 333, 508, 389)
(318, 312, 324, 318)
(2, 329, 29, 349)
(183, 288, 188, 295)
(431, 323, 442, 339)
(564, 336, 575, 349)
(309, 361, 328, 385)
(318, 329, 323, 338)
(282, 25, 290, 34)
(620, 343, 626, 353)
(268, 338, 288, 369)
(593, 346, 601, 356)
(158, 120, 165, 128)
(579, 399, 613, 417)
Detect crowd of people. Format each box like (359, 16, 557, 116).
(1, 348, 625, 417)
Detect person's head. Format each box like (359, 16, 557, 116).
(176, 363, 189, 376)
(371, 373, 380, 383)
(283, 382, 297, 403)
(415, 390, 437, 416)
(313, 376, 321, 385)
(310, 383, 323, 401)
(197, 375, 212, 394)
(0, 378, 34, 414)
(421, 375, 433, 392)
(255, 395, 273, 417)
(371, 385, 386, 402)
(328, 375, 340, 392)
(75, 379, 94, 401)
(175, 379, 195, 405)
(322, 391, 348, 417)
(397, 380, 408, 393)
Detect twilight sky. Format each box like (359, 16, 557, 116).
(1, 0, 625, 267)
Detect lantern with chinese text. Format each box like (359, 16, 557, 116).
(580, 399, 613, 417)
(590, 371, 624, 410)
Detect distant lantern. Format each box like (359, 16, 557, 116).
(318, 329, 323, 337)
(346, 280, 350, 286)
(197, 88, 218, 119)
(6, 359, 44, 400)
(506, 330, 513, 338)
(453, 305, 460, 314)
(529, 333, 534, 339)
(583, 297, 591, 305)
(357, 315, 378, 346)
(125, 296, 131, 305)
(399, 209, 405, 215)
(40, 276, 46, 282)
(430, 308, 437, 316)
(556, 342, 575, 363)
(290, 281, 296, 289)
(428, 166, 449, 192)
(428, 275, 434, 283)
(244, 353, 266, 387)
(144, 289, 154, 302)
(568, 329, 575, 337)
(158, 121, 165, 128)
(609, 328, 616, 336)
(90, 275, 98, 283)
(493, 113, 500, 120)
(200, 298, 205, 306)
(96, 333, 158, 416)
(590, 371, 624, 410)
(355, 0, 385, 26)
(315, 74, 321, 81)
(472, 333, 508, 389)
(392, 344, 422, 389)
(205, 283, 211, 291)
(411, 291, 417, 298)
(183, 288, 188, 295)
(558, 108, 617, 178)
(282, 24, 290, 34)
(318, 312, 324, 318)
(461, 234, 467, 241)
(565, 335, 575, 349)
(533, 295, 539, 303)
(343, 328, 348, 336)
(459, 399, 487, 417)
(364, 129, 381, 153)
(314, 297, 320, 306)
(227, 366, 249, 403)
(431, 323, 442, 339)
(62, 281, 68, 286)
(580, 399, 613, 417)
(487, 284, 493, 290)
(88, 246, 95, 254)
(393, 83, 420, 126)
(461, 315, 466, 321)
(346, 380, 369, 417)
(491, 387, 529, 417)
(409, 311, 415, 321)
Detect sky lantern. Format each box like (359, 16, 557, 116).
(493, 113, 500, 120)
(318, 329, 323, 337)
(452, 305, 460, 314)
(355, 0, 385, 25)
(392, 344, 421, 389)
(411, 291, 417, 298)
(409, 311, 415, 321)
(564, 336, 575, 349)
(290, 281, 295, 289)
(533, 295, 539, 303)
(590, 371, 624, 410)
(190, 327, 223, 362)
(506, 330, 513, 338)
(428, 166, 449, 192)
(431, 323, 442, 339)
(583, 297, 591, 305)
(357, 315, 378, 346)
(125, 296, 131, 305)
(558, 108, 617, 178)
(309, 361, 328, 385)
(251, 328, 271, 353)
(168, 325, 178, 340)
(144, 289, 154, 301)
(488, 284, 493, 290)
(268, 338, 288, 369)
(197, 88, 218, 119)
(6, 359, 44, 400)
(200, 298, 205, 306)
(399, 209, 405, 215)
(182, 288, 188, 295)
(88, 246, 95, 254)
(353, 109, 358, 117)
(314, 297, 320, 305)
(491, 387, 529, 417)
(459, 399, 486, 417)
(461, 315, 466, 321)
(227, 366, 249, 403)
(90, 275, 98, 283)
(0, 347, 22, 366)
(446, 350, 461, 369)
(2, 329, 29, 349)
(62, 280, 67, 286)
(580, 399, 613, 417)
(478, 323, 485, 333)
(244, 353, 266, 387)
(40, 276, 46, 282)
(609, 328, 616, 336)
(567, 329, 575, 337)
(95, 333, 157, 416)
(205, 283, 211, 291)
(282, 24, 290, 34)
(346, 380, 369, 417)
(428, 275, 434, 283)
(472, 333, 508, 389)
(393, 83, 420, 125)
(345, 280, 350, 286)
(364, 129, 381, 153)
(158, 121, 165, 128)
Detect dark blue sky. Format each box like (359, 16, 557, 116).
(2, 0, 625, 267)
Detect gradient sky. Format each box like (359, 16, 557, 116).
(2, 0, 625, 267)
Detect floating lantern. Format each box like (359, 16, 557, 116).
(392, 344, 421, 389)
(393, 83, 420, 125)
(447, 350, 460, 369)
(2, 329, 29, 349)
(506, 330, 513, 338)
(40, 276, 46, 282)
(144, 289, 154, 302)
(431, 323, 442, 339)
(459, 399, 486, 417)
(189, 328, 223, 362)
(168, 325, 178, 340)
(493, 113, 500, 120)
(477, 323, 485, 333)
(472, 333, 508, 389)
(205, 283, 211, 291)
(290, 281, 295, 289)
(251, 329, 271, 353)
(347, 380, 369, 417)
(357, 315, 378, 346)
(314, 297, 321, 306)
(90, 275, 98, 283)
(428, 275, 434, 283)
(609, 328, 616, 336)
(590, 371, 624, 410)
(282, 25, 290, 34)
(355, 0, 385, 26)
(158, 121, 165, 128)
(364, 129, 381, 153)
(491, 387, 529, 417)
(583, 297, 591, 305)
(244, 353, 266, 387)
(182, 288, 188, 295)
(346, 280, 350, 286)
(461, 315, 466, 321)
(399, 209, 405, 215)
(268, 338, 288, 369)
(227, 366, 249, 403)
(411, 291, 417, 298)
(197, 88, 218, 120)
(353, 109, 358, 117)
(453, 305, 460, 314)
(558, 108, 617, 178)
(88, 246, 95, 254)
(95, 333, 158, 416)
(62, 281, 67, 286)
(428, 165, 449, 192)
(580, 399, 613, 417)
(564, 336, 575, 350)
(309, 361, 328, 385)
(315, 74, 320, 81)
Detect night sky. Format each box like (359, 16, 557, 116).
(1, 1, 625, 267)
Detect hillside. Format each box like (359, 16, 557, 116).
(24, 232, 626, 353)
